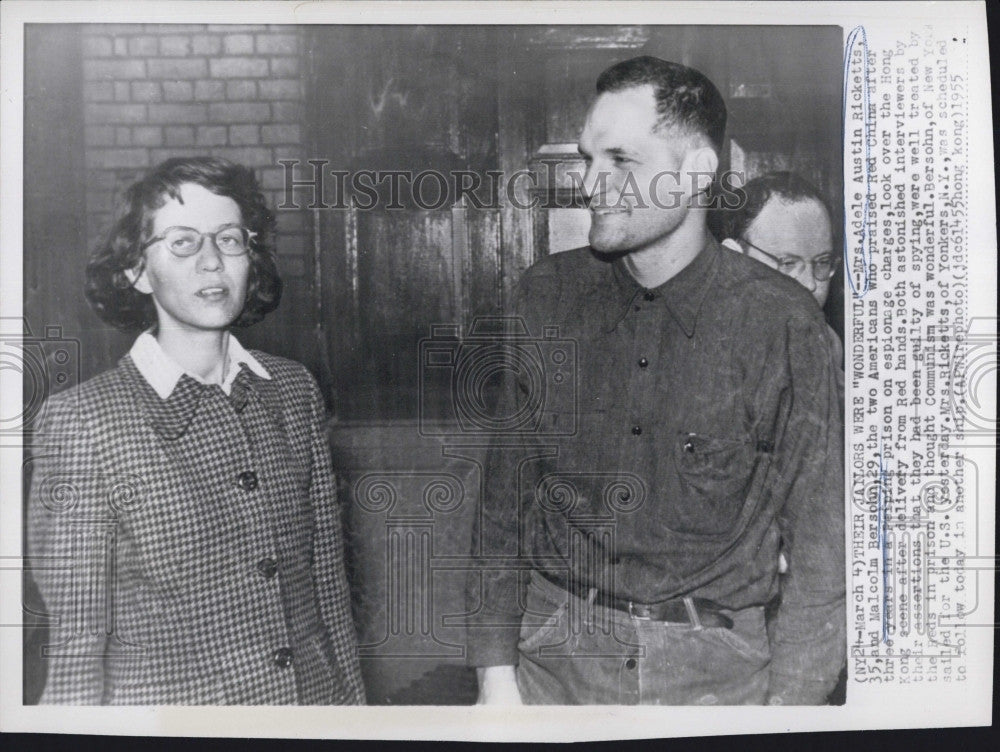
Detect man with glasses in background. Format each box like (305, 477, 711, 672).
(719, 171, 842, 363)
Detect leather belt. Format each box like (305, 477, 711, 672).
(538, 569, 734, 630)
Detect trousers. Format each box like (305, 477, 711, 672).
(515, 570, 771, 705)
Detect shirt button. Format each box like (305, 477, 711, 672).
(236, 470, 259, 491)
(272, 647, 293, 669)
(625, 658, 638, 670)
(643, 292, 655, 302)
(257, 557, 278, 580)
(631, 425, 642, 436)
(638, 357, 649, 368)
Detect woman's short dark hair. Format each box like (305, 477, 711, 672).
(85, 156, 282, 331)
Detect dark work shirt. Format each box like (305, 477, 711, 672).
(466, 234, 845, 704)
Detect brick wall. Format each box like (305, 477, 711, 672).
(81, 24, 309, 278)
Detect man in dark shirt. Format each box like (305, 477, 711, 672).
(466, 56, 844, 705)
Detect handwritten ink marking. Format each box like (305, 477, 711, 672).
(877, 443, 889, 642)
(843, 25, 874, 298)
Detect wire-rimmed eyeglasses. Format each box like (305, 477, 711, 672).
(141, 225, 257, 257)
(740, 238, 837, 282)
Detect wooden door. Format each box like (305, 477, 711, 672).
(308, 26, 502, 422)
(307, 26, 506, 701)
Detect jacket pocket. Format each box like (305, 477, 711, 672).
(669, 432, 758, 536)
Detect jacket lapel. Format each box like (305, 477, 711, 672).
(243, 367, 287, 435)
(122, 355, 285, 440)
(122, 355, 206, 441)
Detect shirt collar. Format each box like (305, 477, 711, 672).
(129, 330, 271, 400)
(604, 232, 721, 337)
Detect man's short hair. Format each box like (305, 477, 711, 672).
(718, 171, 830, 242)
(596, 55, 727, 155)
(85, 156, 282, 332)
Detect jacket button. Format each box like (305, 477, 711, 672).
(625, 658, 637, 670)
(631, 425, 642, 436)
(257, 557, 278, 579)
(643, 292, 655, 302)
(638, 357, 649, 368)
(237, 470, 259, 491)
(272, 647, 293, 668)
(683, 438, 695, 453)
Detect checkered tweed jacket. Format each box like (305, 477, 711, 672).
(28, 351, 365, 704)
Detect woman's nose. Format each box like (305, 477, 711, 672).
(196, 236, 225, 270)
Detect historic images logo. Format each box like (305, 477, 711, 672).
(0, 317, 80, 442)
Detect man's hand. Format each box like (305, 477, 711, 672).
(476, 665, 523, 705)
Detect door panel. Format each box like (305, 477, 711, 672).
(355, 210, 457, 418)
(309, 26, 502, 422)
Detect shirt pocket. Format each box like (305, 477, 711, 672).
(669, 432, 758, 536)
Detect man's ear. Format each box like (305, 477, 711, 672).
(682, 146, 719, 198)
(721, 238, 744, 253)
(124, 264, 153, 295)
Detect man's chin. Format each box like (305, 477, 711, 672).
(588, 230, 628, 255)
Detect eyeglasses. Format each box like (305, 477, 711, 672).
(141, 225, 257, 257)
(740, 239, 838, 282)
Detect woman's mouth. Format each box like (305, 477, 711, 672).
(196, 286, 228, 299)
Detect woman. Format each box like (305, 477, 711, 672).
(28, 157, 365, 704)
